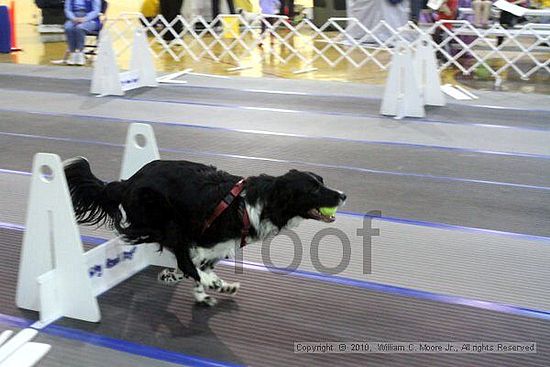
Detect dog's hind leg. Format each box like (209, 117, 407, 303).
(157, 268, 184, 285)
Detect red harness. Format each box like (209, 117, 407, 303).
(202, 178, 250, 247)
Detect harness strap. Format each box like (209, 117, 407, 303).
(202, 178, 250, 247)
(239, 201, 251, 248)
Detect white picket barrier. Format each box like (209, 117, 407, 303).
(16, 123, 176, 327)
(91, 27, 158, 97)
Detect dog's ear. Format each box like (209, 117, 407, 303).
(308, 172, 324, 184)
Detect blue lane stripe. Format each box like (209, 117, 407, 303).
(0, 107, 549, 160)
(337, 212, 550, 243)
(1, 165, 549, 241)
(1, 222, 549, 321)
(2, 82, 548, 132)
(2, 222, 550, 321)
(0, 221, 25, 231)
(127, 94, 550, 133)
(229, 260, 550, 321)
(2, 131, 549, 192)
(5, 71, 550, 114)
(0, 313, 241, 367)
(0, 313, 33, 328)
(2, 204, 548, 245)
(41, 324, 243, 367)
(1, 166, 549, 242)
(0, 168, 31, 176)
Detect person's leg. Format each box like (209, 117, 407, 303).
(160, 0, 183, 40)
(212, 0, 220, 19)
(280, 0, 289, 16)
(432, 28, 445, 61)
(280, 0, 295, 19)
(287, 0, 295, 19)
(497, 11, 513, 46)
(226, 0, 235, 14)
(481, 0, 491, 27)
(64, 20, 77, 52)
(71, 20, 99, 65)
(472, 0, 482, 27)
(74, 20, 99, 52)
(410, 0, 422, 24)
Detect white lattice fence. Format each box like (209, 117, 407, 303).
(102, 12, 550, 82)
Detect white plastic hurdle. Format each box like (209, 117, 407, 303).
(380, 36, 446, 119)
(380, 42, 425, 119)
(16, 123, 176, 327)
(91, 27, 158, 97)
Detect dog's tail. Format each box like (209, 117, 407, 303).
(63, 157, 125, 230)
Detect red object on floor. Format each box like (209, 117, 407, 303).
(9, 1, 21, 52)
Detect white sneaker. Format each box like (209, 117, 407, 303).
(66, 52, 76, 65)
(75, 52, 85, 66)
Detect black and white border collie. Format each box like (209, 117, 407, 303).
(64, 158, 346, 306)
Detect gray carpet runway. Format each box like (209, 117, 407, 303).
(0, 64, 549, 367)
(1, 110, 549, 236)
(0, 74, 548, 130)
(1, 229, 549, 367)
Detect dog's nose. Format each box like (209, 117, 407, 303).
(339, 193, 347, 202)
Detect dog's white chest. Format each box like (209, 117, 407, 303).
(190, 240, 236, 266)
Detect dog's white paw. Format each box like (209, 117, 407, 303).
(220, 282, 240, 295)
(199, 272, 223, 290)
(157, 268, 184, 285)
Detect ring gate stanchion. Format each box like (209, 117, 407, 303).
(16, 123, 176, 327)
(91, 27, 158, 97)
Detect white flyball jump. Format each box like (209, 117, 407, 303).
(16, 123, 176, 328)
(91, 27, 158, 97)
(380, 35, 446, 119)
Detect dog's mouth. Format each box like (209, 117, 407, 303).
(307, 208, 336, 223)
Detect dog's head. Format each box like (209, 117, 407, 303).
(267, 170, 346, 226)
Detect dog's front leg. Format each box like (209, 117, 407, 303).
(199, 263, 240, 296)
(192, 281, 217, 306)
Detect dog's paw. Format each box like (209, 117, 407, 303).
(199, 272, 223, 290)
(208, 279, 223, 290)
(197, 295, 218, 307)
(220, 282, 240, 295)
(157, 268, 184, 285)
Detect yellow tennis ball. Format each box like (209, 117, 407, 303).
(319, 207, 337, 217)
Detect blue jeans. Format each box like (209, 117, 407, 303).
(410, 0, 427, 23)
(64, 17, 99, 52)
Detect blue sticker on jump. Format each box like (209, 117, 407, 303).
(121, 77, 140, 85)
(88, 247, 138, 278)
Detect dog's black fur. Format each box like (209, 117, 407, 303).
(64, 157, 345, 289)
